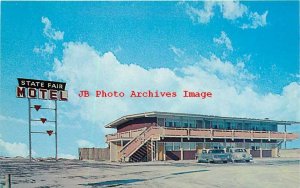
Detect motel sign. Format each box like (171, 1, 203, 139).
(16, 78, 68, 100)
(16, 78, 68, 162)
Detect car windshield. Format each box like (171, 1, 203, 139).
(234, 149, 246, 152)
(209, 150, 225, 154)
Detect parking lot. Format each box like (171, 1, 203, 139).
(0, 157, 299, 188)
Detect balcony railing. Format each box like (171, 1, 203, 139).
(106, 126, 298, 142)
(106, 127, 147, 141)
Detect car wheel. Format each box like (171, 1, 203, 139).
(246, 160, 250, 163)
(223, 161, 227, 163)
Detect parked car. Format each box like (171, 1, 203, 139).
(198, 149, 228, 163)
(227, 148, 252, 162)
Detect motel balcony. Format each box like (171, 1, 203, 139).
(106, 124, 298, 142)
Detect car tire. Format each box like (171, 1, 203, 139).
(223, 161, 227, 163)
(246, 160, 250, 163)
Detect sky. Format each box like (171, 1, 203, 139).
(0, 1, 299, 158)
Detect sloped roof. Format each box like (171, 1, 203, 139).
(105, 111, 300, 129)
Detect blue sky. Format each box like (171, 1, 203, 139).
(1, 1, 299, 158)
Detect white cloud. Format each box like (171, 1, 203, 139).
(33, 42, 56, 55)
(213, 31, 233, 51)
(219, 1, 248, 20)
(241, 11, 268, 29)
(0, 115, 26, 124)
(170, 45, 185, 57)
(47, 42, 300, 137)
(186, 2, 215, 24)
(186, 1, 268, 29)
(77, 139, 95, 148)
(0, 139, 28, 157)
(33, 17, 64, 55)
(41, 17, 64, 40)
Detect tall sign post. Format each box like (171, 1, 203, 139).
(16, 78, 68, 161)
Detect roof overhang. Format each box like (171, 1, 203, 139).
(104, 111, 300, 129)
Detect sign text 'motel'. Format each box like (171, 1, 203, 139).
(16, 78, 68, 101)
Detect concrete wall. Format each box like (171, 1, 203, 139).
(79, 148, 110, 161)
(279, 149, 300, 158)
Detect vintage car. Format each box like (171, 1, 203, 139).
(198, 149, 228, 163)
(227, 148, 253, 162)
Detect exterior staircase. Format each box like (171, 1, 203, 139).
(119, 126, 160, 162)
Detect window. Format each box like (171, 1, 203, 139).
(165, 119, 173, 127)
(190, 142, 196, 150)
(174, 120, 181, 128)
(165, 143, 173, 151)
(226, 122, 231, 130)
(237, 123, 243, 130)
(212, 121, 218, 129)
(219, 121, 225, 129)
(212, 142, 219, 149)
(251, 143, 260, 150)
(231, 122, 237, 130)
(196, 142, 203, 149)
(174, 142, 181, 151)
(189, 120, 196, 128)
(196, 120, 203, 128)
(182, 142, 190, 150)
(244, 123, 251, 130)
(182, 119, 189, 128)
(271, 124, 277, 131)
(204, 121, 211, 129)
(157, 118, 165, 126)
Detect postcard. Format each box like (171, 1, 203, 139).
(0, 1, 299, 188)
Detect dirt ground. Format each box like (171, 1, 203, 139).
(0, 157, 299, 188)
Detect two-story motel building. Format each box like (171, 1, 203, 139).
(105, 112, 299, 162)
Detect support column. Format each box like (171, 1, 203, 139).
(163, 142, 166, 161)
(284, 124, 287, 149)
(260, 139, 263, 158)
(151, 139, 153, 161)
(155, 141, 158, 161)
(180, 137, 183, 160)
(180, 148, 183, 161)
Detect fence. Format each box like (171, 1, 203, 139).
(78, 148, 110, 161)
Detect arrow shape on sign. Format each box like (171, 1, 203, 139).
(40, 118, 47, 124)
(46, 130, 53, 136)
(34, 105, 41, 111)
